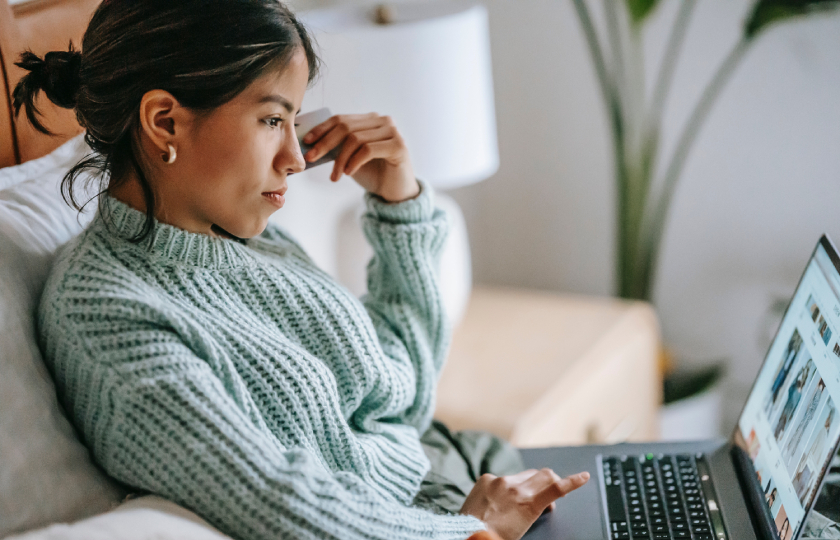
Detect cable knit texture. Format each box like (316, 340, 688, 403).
(37, 181, 484, 540)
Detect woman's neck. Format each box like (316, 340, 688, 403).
(108, 175, 148, 214)
(108, 174, 230, 239)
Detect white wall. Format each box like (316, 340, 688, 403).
(289, 0, 840, 434)
(446, 0, 840, 433)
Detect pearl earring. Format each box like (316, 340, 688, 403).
(162, 144, 177, 164)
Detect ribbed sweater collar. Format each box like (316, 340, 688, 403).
(95, 195, 253, 269)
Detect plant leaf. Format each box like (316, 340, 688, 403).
(745, 0, 840, 39)
(626, 0, 660, 24)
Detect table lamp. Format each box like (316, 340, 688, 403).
(282, 0, 498, 326)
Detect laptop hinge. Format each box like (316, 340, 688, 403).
(730, 445, 780, 540)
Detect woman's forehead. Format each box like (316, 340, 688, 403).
(244, 50, 309, 101)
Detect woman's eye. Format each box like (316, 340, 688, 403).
(266, 118, 283, 128)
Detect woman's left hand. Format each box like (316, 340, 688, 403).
(301, 113, 420, 203)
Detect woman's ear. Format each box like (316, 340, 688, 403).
(138, 89, 188, 155)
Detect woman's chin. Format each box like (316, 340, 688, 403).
(247, 217, 274, 238)
(214, 218, 268, 240)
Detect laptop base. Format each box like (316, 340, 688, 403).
(521, 440, 758, 540)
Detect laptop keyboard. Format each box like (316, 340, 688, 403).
(600, 454, 722, 540)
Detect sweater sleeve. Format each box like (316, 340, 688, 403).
(361, 180, 450, 434)
(40, 305, 484, 540)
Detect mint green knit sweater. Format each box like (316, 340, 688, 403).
(37, 182, 485, 540)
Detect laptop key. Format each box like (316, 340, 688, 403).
(606, 485, 626, 521)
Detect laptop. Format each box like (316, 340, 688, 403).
(522, 235, 840, 540)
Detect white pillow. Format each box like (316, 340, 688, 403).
(0, 135, 126, 537)
(5, 495, 232, 540)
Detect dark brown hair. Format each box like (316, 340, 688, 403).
(13, 0, 320, 243)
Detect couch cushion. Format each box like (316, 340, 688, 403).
(0, 135, 125, 537)
(5, 495, 232, 540)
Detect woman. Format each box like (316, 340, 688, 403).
(765, 486, 777, 510)
(773, 362, 810, 442)
(778, 518, 791, 540)
(783, 379, 825, 468)
(794, 406, 835, 505)
(764, 331, 801, 416)
(13, 1, 588, 540)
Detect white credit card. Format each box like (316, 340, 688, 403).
(296, 107, 341, 170)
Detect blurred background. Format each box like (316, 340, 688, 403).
(285, 0, 840, 435)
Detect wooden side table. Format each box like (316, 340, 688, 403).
(435, 287, 662, 447)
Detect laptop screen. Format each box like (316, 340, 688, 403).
(736, 237, 840, 540)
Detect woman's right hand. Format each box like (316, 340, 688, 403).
(460, 468, 590, 540)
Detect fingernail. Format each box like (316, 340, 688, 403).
(578, 472, 590, 481)
(305, 150, 315, 161)
(304, 132, 314, 142)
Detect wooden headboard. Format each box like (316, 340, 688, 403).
(0, 0, 101, 168)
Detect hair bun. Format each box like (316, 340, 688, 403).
(42, 48, 82, 108)
(12, 44, 81, 133)
(19, 45, 82, 108)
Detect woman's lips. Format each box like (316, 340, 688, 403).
(262, 191, 285, 208)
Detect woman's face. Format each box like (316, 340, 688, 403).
(164, 48, 309, 238)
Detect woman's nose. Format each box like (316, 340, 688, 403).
(277, 132, 306, 174)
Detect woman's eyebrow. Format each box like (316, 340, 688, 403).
(258, 94, 300, 114)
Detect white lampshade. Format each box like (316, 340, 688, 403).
(299, 1, 499, 189)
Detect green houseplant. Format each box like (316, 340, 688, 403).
(571, 0, 840, 413)
(572, 0, 840, 301)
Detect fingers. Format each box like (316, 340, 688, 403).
(463, 469, 589, 540)
(302, 113, 381, 162)
(504, 469, 540, 483)
(301, 113, 407, 183)
(523, 469, 590, 509)
(553, 471, 590, 497)
(333, 126, 400, 180)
